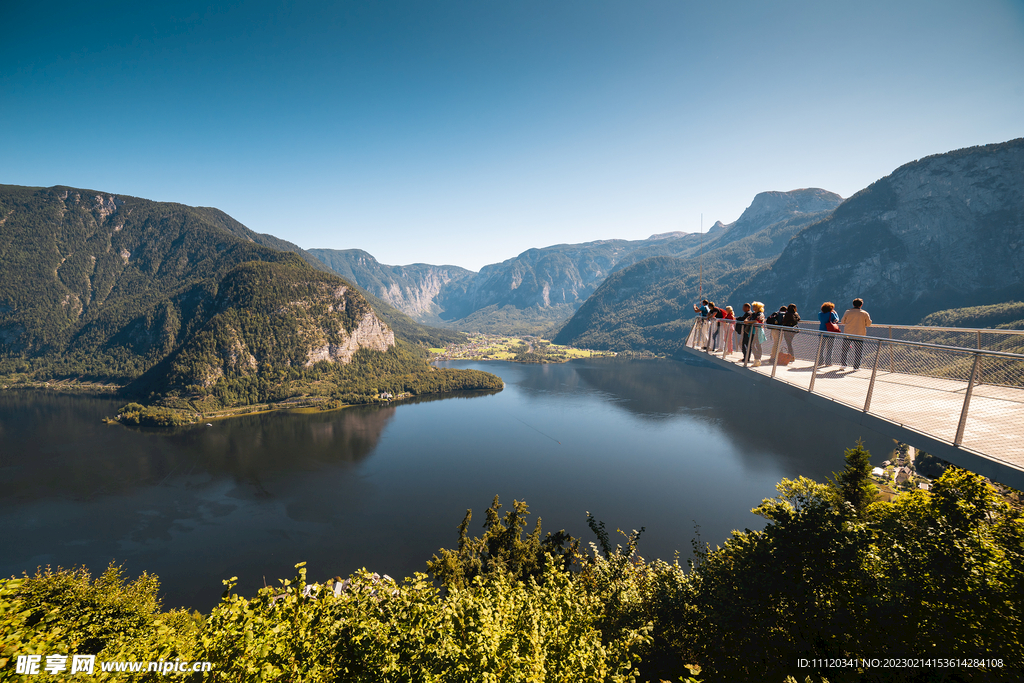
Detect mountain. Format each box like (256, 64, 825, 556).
(312, 190, 841, 336)
(312, 240, 662, 333)
(309, 249, 476, 323)
(732, 139, 1024, 323)
(0, 184, 497, 410)
(553, 189, 843, 351)
(556, 138, 1024, 354)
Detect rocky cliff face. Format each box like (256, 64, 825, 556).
(313, 241, 662, 330)
(715, 188, 844, 242)
(305, 307, 395, 366)
(312, 189, 843, 334)
(162, 262, 396, 392)
(309, 249, 475, 322)
(736, 139, 1024, 322)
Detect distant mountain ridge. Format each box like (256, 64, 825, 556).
(552, 189, 843, 351)
(556, 138, 1024, 354)
(311, 187, 842, 334)
(733, 138, 1024, 322)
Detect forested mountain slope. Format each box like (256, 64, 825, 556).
(554, 190, 842, 351)
(0, 184, 495, 410)
(557, 139, 1024, 353)
(732, 138, 1024, 322)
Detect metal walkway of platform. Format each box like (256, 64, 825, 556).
(683, 317, 1024, 490)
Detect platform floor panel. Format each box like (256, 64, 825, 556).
(708, 349, 1023, 469)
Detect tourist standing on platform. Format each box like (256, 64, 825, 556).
(748, 302, 767, 366)
(691, 299, 710, 347)
(722, 306, 736, 354)
(782, 303, 801, 356)
(766, 306, 787, 360)
(707, 302, 724, 351)
(736, 303, 753, 361)
(818, 302, 840, 365)
(840, 298, 872, 369)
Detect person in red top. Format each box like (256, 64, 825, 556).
(721, 305, 736, 354)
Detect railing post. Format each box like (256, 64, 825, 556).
(769, 326, 782, 378)
(863, 340, 883, 412)
(954, 353, 981, 447)
(977, 329, 982, 350)
(808, 333, 823, 393)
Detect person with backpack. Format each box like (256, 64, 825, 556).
(781, 303, 801, 358)
(765, 306, 787, 360)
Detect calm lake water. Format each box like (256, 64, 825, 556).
(0, 358, 894, 610)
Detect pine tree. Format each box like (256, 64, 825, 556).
(833, 439, 878, 515)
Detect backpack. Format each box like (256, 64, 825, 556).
(766, 311, 782, 326)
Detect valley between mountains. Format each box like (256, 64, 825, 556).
(1, 137, 1022, 420)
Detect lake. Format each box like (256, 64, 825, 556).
(0, 357, 895, 610)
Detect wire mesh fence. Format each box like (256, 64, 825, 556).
(794, 321, 1024, 356)
(686, 317, 1024, 468)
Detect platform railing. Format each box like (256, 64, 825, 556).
(792, 320, 1024, 356)
(685, 316, 1024, 464)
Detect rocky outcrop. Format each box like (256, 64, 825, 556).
(305, 309, 395, 366)
(735, 139, 1024, 322)
(713, 188, 844, 243)
(309, 249, 475, 321)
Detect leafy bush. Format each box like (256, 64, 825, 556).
(196, 563, 651, 682)
(0, 564, 198, 681)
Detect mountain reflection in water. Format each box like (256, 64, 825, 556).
(0, 359, 893, 610)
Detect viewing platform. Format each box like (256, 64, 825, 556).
(683, 317, 1024, 490)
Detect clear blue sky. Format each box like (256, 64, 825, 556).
(2, 0, 1022, 271)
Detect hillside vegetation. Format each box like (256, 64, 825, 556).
(0, 185, 494, 411)
(920, 301, 1024, 330)
(3, 447, 1020, 681)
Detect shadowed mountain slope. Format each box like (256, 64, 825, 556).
(556, 138, 1024, 353)
(732, 138, 1024, 323)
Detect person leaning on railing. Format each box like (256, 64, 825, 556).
(706, 302, 725, 351)
(840, 298, 872, 369)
